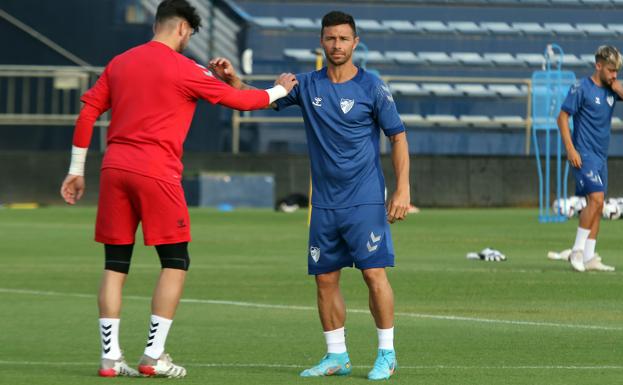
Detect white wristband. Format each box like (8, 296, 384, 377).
(265, 85, 288, 104)
(68, 145, 88, 176)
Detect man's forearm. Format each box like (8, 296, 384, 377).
(390, 133, 410, 190)
(557, 112, 575, 152)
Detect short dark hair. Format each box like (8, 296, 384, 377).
(156, 0, 201, 33)
(321, 11, 357, 37)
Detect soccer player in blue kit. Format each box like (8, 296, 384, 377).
(558, 45, 623, 272)
(209, 10, 410, 381)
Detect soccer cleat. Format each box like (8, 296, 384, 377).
(138, 353, 187, 378)
(584, 256, 615, 272)
(300, 352, 352, 377)
(367, 349, 397, 380)
(569, 249, 585, 272)
(99, 356, 140, 377)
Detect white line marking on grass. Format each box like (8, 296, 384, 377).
(0, 360, 621, 371)
(1, 287, 621, 332)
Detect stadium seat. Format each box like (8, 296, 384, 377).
(420, 83, 462, 97)
(381, 20, 418, 33)
(488, 84, 527, 97)
(455, 84, 496, 97)
(459, 115, 493, 125)
(356, 19, 389, 32)
(425, 114, 460, 125)
(483, 53, 519, 66)
(389, 83, 430, 96)
(515, 53, 545, 67)
(413, 21, 454, 34)
(354, 50, 391, 64)
(582, 0, 615, 4)
(576, 23, 616, 36)
(544, 23, 583, 36)
(384, 51, 424, 64)
(447, 21, 485, 35)
(399, 114, 425, 125)
(512, 22, 551, 36)
(283, 49, 316, 61)
(253, 17, 287, 29)
(580, 54, 595, 65)
(606, 23, 623, 35)
(282, 17, 319, 31)
(559, 54, 588, 67)
(550, 0, 582, 5)
(418, 52, 459, 65)
(450, 52, 491, 66)
(493, 115, 526, 127)
(479, 22, 520, 35)
(612, 116, 623, 128)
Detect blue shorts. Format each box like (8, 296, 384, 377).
(572, 153, 608, 196)
(307, 204, 395, 275)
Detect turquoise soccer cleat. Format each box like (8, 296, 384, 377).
(367, 349, 397, 380)
(300, 352, 352, 377)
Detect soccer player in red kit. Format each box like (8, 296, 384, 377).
(59, 0, 297, 378)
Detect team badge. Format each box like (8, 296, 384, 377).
(607, 95, 614, 107)
(312, 97, 322, 107)
(340, 98, 355, 114)
(310, 246, 320, 263)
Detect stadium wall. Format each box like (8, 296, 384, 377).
(6, 152, 623, 208)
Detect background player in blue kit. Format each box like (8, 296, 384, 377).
(209, 10, 410, 381)
(558, 45, 623, 272)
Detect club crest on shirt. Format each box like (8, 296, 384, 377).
(607, 95, 614, 107)
(310, 246, 320, 263)
(340, 98, 355, 114)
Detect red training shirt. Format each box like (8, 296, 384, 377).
(74, 40, 269, 184)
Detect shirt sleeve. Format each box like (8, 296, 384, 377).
(273, 74, 302, 111)
(177, 58, 238, 104)
(561, 81, 583, 116)
(373, 80, 405, 136)
(80, 65, 111, 112)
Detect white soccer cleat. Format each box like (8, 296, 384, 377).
(138, 353, 187, 378)
(569, 249, 585, 272)
(584, 256, 615, 272)
(99, 356, 140, 377)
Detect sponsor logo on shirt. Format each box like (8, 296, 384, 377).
(607, 95, 614, 107)
(340, 98, 355, 114)
(310, 246, 320, 263)
(595, 96, 601, 105)
(312, 97, 322, 107)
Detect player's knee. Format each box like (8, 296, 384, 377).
(155, 242, 190, 271)
(315, 271, 340, 289)
(362, 268, 388, 287)
(104, 244, 134, 274)
(588, 193, 604, 208)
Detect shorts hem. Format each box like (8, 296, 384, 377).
(355, 262, 395, 270)
(144, 236, 192, 246)
(308, 263, 353, 275)
(95, 236, 136, 245)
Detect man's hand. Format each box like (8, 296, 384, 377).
(567, 147, 582, 168)
(60, 174, 85, 205)
(387, 187, 410, 224)
(611, 79, 623, 97)
(274, 73, 298, 93)
(208, 57, 239, 86)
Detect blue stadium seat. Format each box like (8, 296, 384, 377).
(354, 50, 391, 64)
(447, 21, 485, 35)
(580, 54, 595, 65)
(512, 22, 551, 36)
(389, 83, 429, 96)
(515, 53, 545, 66)
(560, 54, 588, 67)
(479, 22, 520, 35)
(399, 114, 425, 125)
(413, 21, 453, 34)
(488, 84, 527, 97)
(607, 23, 623, 35)
(418, 52, 459, 65)
(493, 115, 526, 127)
(450, 52, 491, 66)
(455, 84, 496, 97)
(582, 0, 615, 4)
(425, 114, 460, 125)
(459, 115, 493, 126)
(356, 19, 390, 32)
(253, 17, 287, 29)
(421, 83, 462, 97)
(576, 23, 616, 36)
(283, 17, 319, 31)
(384, 50, 424, 64)
(544, 23, 583, 36)
(483, 53, 519, 66)
(283, 49, 315, 61)
(381, 20, 419, 33)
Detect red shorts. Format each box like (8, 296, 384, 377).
(95, 168, 191, 246)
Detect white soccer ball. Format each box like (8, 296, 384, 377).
(602, 201, 621, 220)
(574, 196, 587, 214)
(552, 198, 576, 218)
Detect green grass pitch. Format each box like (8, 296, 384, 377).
(0, 207, 621, 384)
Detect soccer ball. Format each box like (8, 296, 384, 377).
(552, 198, 576, 218)
(602, 201, 621, 220)
(574, 196, 587, 214)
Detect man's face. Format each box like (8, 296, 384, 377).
(597, 61, 619, 87)
(320, 24, 359, 66)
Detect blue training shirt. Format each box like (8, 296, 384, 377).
(561, 77, 619, 160)
(275, 67, 405, 209)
